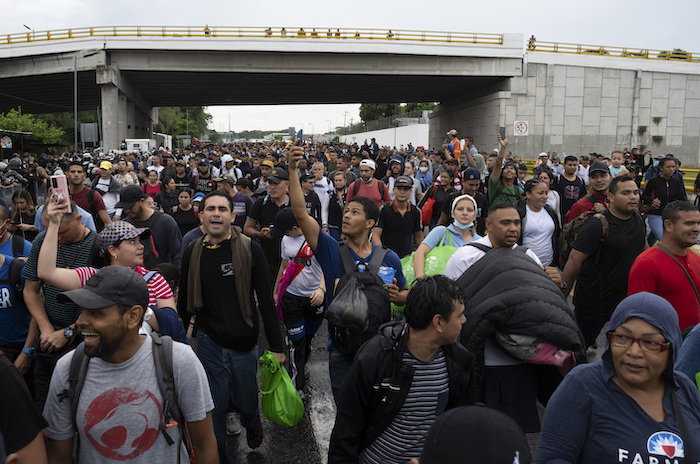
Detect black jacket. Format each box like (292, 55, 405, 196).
(329, 321, 478, 463)
(515, 200, 561, 266)
(456, 247, 586, 402)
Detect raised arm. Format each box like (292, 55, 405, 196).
(288, 146, 321, 251)
(491, 133, 508, 181)
(36, 199, 81, 291)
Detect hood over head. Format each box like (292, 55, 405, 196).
(603, 292, 682, 384)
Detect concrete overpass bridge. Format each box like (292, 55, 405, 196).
(1, 26, 700, 162)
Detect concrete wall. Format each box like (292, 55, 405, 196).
(431, 57, 700, 165)
(340, 124, 429, 149)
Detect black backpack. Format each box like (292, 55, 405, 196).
(57, 333, 194, 463)
(0, 256, 25, 301)
(10, 233, 25, 258)
(85, 188, 105, 232)
(326, 243, 391, 355)
(558, 197, 609, 266)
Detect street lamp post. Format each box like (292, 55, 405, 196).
(308, 123, 314, 135)
(326, 119, 331, 133)
(23, 24, 34, 41)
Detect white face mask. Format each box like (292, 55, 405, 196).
(453, 220, 474, 230)
(419, 166, 428, 173)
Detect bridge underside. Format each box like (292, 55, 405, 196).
(0, 70, 505, 114)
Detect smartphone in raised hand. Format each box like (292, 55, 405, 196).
(50, 174, 71, 213)
(295, 129, 304, 146)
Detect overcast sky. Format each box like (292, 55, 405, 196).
(3, 0, 699, 133)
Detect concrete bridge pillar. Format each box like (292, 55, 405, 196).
(97, 65, 153, 151)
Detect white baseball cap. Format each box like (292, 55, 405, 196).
(359, 159, 376, 170)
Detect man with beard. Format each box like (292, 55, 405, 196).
(629, 200, 700, 331)
(346, 159, 391, 209)
(42, 266, 218, 464)
(173, 159, 192, 192)
(191, 158, 215, 195)
(563, 175, 646, 347)
(565, 161, 612, 222)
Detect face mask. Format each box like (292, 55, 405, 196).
(419, 166, 428, 173)
(453, 220, 473, 230)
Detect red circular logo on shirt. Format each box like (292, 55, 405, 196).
(83, 387, 162, 461)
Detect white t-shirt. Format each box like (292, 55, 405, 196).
(523, 206, 555, 267)
(280, 234, 324, 297)
(576, 164, 590, 186)
(312, 177, 331, 227)
(43, 336, 213, 463)
(95, 178, 120, 215)
(444, 235, 543, 280)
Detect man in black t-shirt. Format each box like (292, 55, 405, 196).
(553, 155, 587, 219)
(173, 159, 192, 192)
(300, 174, 322, 225)
(178, 191, 285, 458)
(243, 167, 290, 282)
(372, 176, 423, 258)
(562, 175, 646, 347)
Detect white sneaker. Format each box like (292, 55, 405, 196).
(226, 412, 242, 436)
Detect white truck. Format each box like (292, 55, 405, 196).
(124, 138, 156, 152)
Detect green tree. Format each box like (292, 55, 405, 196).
(0, 108, 65, 144)
(359, 102, 437, 123)
(154, 106, 212, 139)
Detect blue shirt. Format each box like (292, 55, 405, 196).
(0, 236, 31, 258)
(34, 204, 96, 232)
(421, 224, 481, 250)
(0, 256, 28, 345)
(537, 359, 700, 464)
(314, 229, 406, 302)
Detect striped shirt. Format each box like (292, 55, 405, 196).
(360, 349, 449, 464)
(75, 266, 173, 308)
(23, 230, 99, 328)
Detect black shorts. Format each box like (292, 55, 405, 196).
(281, 291, 325, 325)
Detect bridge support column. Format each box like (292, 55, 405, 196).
(97, 65, 154, 151)
(101, 85, 128, 151)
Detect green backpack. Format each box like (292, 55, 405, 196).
(258, 350, 304, 427)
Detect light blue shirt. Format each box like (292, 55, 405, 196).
(34, 204, 96, 232)
(421, 224, 481, 250)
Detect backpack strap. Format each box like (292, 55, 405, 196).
(11, 234, 24, 258)
(143, 270, 158, 283)
(151, 333, 178, 446)
(338, 242, 357, 274)
(466, 242, 492, 253)
(366, 245, 389, 274)
(8, 257, 24, 296)
(57, 342, 89, 433)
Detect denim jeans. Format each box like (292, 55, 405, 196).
(328, 345, 355, 404)
(196, 331, 260, 464)
(648, 214, 663, 244)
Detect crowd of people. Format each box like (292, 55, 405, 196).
(1, 129, 700, 464)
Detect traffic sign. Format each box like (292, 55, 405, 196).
(513, 121, 529, 136)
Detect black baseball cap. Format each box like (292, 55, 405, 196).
(268, 167, 289, 183)
(272, 207, 298, 238)
(394, 176, 413, 188)
(57, 266, 149, 310)
(115, 185, 146, 209)
(589, 161, 610, 175)
(420, 405, 531, 464)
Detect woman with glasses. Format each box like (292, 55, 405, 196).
(537, 292, 700, 463)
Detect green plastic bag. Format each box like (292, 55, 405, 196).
(392, 231, 457, 313)
(258, 350, 304, 427)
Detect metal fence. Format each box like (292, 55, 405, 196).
(0, 26, 503, 46)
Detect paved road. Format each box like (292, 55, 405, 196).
(225, 296, 606, 464)
(221, 318, 329, 464)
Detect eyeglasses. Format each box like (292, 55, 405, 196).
(607, 332, 670, 353)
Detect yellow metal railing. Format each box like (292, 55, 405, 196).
(528, 39, 699, 63)
(0, 26, 503, 46)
